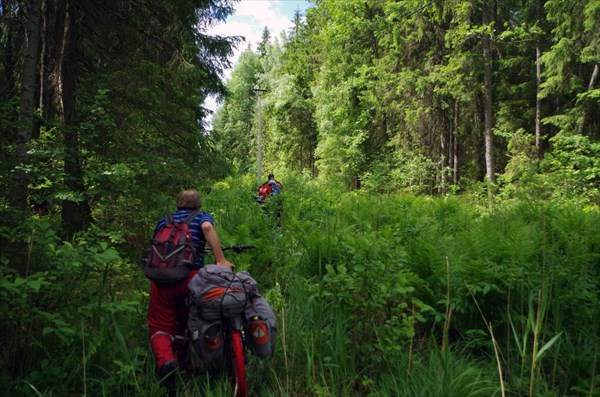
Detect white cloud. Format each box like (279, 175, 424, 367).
(233, 1, 296, 41)
(212, 1, 302, 75)
(203, 0, 310, 126)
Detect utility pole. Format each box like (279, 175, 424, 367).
(252, 87, 267, 185)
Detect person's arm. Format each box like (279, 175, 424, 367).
(201, 221, 234, 269)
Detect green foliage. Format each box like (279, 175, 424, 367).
(0, 220, 148, 396)
(2, 0, 239, 237)
(211, 0, 599, 196)
(500, 133, 600, 205)
(1, 174, 599, 396)
(361, 150, 438, 194)
(539, 134, 600, 204)
(373, 346, 500, 397)
(3, 0, 600, 394)
(202, 174, 596, 395)
(212, 49, 264, 175)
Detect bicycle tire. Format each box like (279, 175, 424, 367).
(230, 329, 247, 397)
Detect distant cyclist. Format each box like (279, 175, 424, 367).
(257, 173, 283, 203)
(256, 173, 283, 226)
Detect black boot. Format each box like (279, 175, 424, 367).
(158, 361, 177, 397)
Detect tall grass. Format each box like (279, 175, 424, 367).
(2, 174, 598, 396)
(256, 176, 599, 396)
(373, 346, 501, 397)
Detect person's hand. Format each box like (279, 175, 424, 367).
(216, 260, 235, 271)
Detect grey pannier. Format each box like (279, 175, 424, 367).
(188, 265, 259, 320)
(244, 296, 277, 357)
(187, 265, 277, 362)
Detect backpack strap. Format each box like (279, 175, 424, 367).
(180, 210, 199, 253)
(164, 210, 198, 226)
(182, 210, 199, 225)
(160, 213, 177, 247)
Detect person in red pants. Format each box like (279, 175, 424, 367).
(147, 189, 233, 397)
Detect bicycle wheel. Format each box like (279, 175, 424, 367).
(230, 329, 247, 397)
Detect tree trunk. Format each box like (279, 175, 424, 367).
(578, 63, 599, 134)
(440, 115, 448, 195)
(13, 0, 41, 210)
(57, 0, 91, 236)
(452, 102, 459, 185)
(40, 0, 61, 123)
(535, 0, 542, 156)
(482, 0, 495, 184)
(535, 47, 542, 156)
(1, 0, 19, 108)
(452, 131, 459, 185)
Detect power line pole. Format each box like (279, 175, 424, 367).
(252, 87, 267, 185)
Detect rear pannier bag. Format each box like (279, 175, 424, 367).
(188, 265, 277, 360)
(244, 296, 277, 357)
(188, 265, 259, 320)
(187, 317, 225, 363)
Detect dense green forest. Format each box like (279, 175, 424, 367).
(1, 0, 599, 396)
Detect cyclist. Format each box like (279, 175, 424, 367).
(256, 173, 284, 226)
(256, 172, 283, 203)
(147, 189, 233, 397)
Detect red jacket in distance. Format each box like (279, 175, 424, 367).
(257, 179, 282, 202)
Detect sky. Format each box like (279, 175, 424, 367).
(204, 0, 312, 125)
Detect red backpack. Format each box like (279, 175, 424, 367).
(143, 211, 198, 284)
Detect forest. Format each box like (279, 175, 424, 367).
(1, 0, 599, 396)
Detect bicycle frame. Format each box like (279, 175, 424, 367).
(224, 314, 248, 397)
(195, 245, 256, 397)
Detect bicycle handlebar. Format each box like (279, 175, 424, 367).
(205, 245, 256, 254)
(223, 245, 256, 253)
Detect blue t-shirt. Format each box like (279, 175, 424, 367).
(268, 180, 281, 195)
(153, 209, 214, 269)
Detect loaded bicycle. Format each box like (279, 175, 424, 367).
(186, 245, 275, 397)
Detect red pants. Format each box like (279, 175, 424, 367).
(148, 270, 198, 369)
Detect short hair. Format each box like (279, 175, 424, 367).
(176, 189, 201, 210)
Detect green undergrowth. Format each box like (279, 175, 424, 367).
(1, 174, 599, 396)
